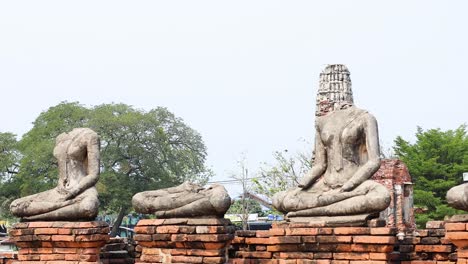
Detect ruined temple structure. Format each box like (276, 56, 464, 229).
(372, 159, 416, 237)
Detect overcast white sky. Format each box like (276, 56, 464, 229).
(1, 1, 467, 197)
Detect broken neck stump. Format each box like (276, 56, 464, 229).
(134, 218, 235, 264)
(9, 221, 109, 263)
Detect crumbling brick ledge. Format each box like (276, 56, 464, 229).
(133, 218, 235, 264)
(9, 221, 110, 263)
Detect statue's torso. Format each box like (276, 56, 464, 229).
(315, 106, 369, 190)
(54, 132, 87, 190)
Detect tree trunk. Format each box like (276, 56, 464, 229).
(110, 207, 127, 237)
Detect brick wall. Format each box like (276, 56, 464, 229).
(3, 219, 466, 263)
(227, 220, 460, 264)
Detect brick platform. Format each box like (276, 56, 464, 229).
(445, 216, 468, 264)
(134, 218, 235, 264)
(229, 222, 398, 264)
(9, 221, 110, 263)
(399, 220, 456, 263)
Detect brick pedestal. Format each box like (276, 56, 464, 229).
(446, 216, 468, 264)
(229, 222, 398, 264)
(134, 218, 235, 264)
(9, 221, 110, 263)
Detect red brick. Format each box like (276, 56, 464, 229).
(232, 236, 245, 244)
(333, 252, 370, 260)
(353, 236, 396, 244)
(202, 242, 228, 249)
(77, 221, 107, 228)
(286, 228, 319, 236)
(74, 227, 108, 235)
(369, 252, 392, 260)
(425, 221, 445, 229)
(133, 234, 152, 241)
(171, 255, 203, 263)
(351, 244, 393, 253)
(278, 252, 314, 259)
(369, 228, 396, 235)
(196, 225, 230, 234)
(446, 231, 468, 240)
(75, 234, 109, 242)
(203, 256, 227, 263)
(269, 228, 285, 236)
(350, 261, 386, 264)
(256, 245, 267, 251)
(269, 236, 301, 244)
(65, 254, 80, 261)
(78, 248, 101, 254)
(29, 248, 53, 254)
(235, 251, 272, 258)
(13, 222, 29, 229)
(278, 260, 297, 264)
(186, 249, 224, 256)
(140, 254, 163, 262)
(50, 235, 75, 241)
(177, 233, 232, 242)
(39, 254, 66, 261)
(136, 219, 165, 226)
(28, 222, 53, 228)
(316, 236, 352, 243)
(256, 230, 271, 238)
(414, 245, 452, 252)
(334, 227, 370, 235)
(9, 228, 34, 236)
(79, 254, 98, 262)
(34, 228, 58, 235)
(53, 248, 77, 254)
(245, 237, 271, 245)
(57, 228, 72, 235)
(18, 254, 41, 261)
(445, 223, 466, 231)
(267, 244, 300, 252)
(302, 236, 317, 243)
(186, 218, 231, 226)
(156, 225, 181, 233)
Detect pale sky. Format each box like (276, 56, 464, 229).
(1, 1, 467, 197)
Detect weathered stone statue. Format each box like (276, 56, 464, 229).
(10, 128, 100, 221)
(273, 64, 391, 225)
(132, 182, 231, 218)
(447, 183, 468, 211)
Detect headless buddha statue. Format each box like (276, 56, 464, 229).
(10, 128, 100, 221)
(273, 64, 390, 225)
(132, 182, 231, 218)
(447, 183, 468, 211)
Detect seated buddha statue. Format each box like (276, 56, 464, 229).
(132, 181, 231, 218)
(447, 183, 468, 211)
(10, 128, 100, 221)
(272, 64, 391, 225)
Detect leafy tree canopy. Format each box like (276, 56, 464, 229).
(252, 149, 312, 199)
(227, 198, 264, 216)
(394, 125, 468, 227)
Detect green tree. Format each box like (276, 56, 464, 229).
(0, 132, 21, 218)
(227, 199, 263, 216)
(252, 149, 312, 199)
(394, 125, 468, 227)
(6, 102, 211, 233)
